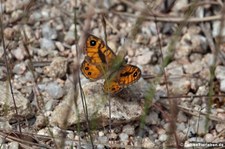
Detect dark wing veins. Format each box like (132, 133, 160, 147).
(120, 70, 133, 77)
(98, 44, 107, 64)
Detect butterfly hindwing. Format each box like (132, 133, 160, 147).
(117, 64, 141, 85)
(81, 59, 103, 81)
(103, 64, 141, 94)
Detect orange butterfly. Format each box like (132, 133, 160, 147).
(81, 34, 141, 94)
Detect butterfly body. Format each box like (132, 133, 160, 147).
(81, 34, 141, 94)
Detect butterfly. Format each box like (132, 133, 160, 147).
(81, 34, 141, 94)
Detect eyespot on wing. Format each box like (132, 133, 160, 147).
(81, 59, 103, 81)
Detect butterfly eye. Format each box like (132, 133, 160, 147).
(90, 40, 96, 46)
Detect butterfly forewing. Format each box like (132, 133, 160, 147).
(85, 34, 116, 65)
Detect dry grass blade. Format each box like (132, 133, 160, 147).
(0, 130, 52, 149)
(75, 2, 95, 148)
(0, 2, 22, 133)
(112, 11, 222, 23)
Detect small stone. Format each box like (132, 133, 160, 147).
(199, 68, 211, 82)
(4, 27, 15, 40)
(55, 42, 65, 52)
(71, 45, 77, 56)
(183, 60, 203, 74)
(37, 128, 50, 136)
(169, 78, 191, 95)
(166, 65, 184, 76)
(108, 132, 117, 140)
(37, 49, 49, 57)
(99, 131, 104, 137)
(175, 44, 191, 59)
(42, 24, 57, 39)
(24, 71, 34, 82)
(13, 62, 26, 75)
(204, 133, 214, 142)
(119, 133, 128, 142)
(35, 115, 48, 129)
(212, 21, 225, 37)
(97, 144, 104, 149)
(41, 8, 51, 20)
(0, 3, 4, 13)
(217, 113, 225, 120)
(135, 34, 149, 44)
(5, 0, 30, 12)
(107, 41, 117, 52)
(191, 35, 208, 53)
(123, 125, 135, 135)
(145, 111, 159, 124)
(191, 97, 202, 105)
(67, 131, 74, 140)
(98, 136, 108, 144)
(157, 128, 166, 135)
(219, 79, 225, 92)
(8, 142, 19, 149)
(46, 82, 64, 99)
(0, 119, 12, 131)
(202, 54, 215, 67)
(172, 0, 188, 12)
(215, 123, 225, 132)
(45, 99, 58, 111)
(12, 47, 26, 60)
(189, 53, 202, 62)
(29, 11, 42, 23)
(127, 46, 135, 57)
(0, 82, 34, 120)
(158, 134, 168, 142)
(215, 66, 225, 80)
(64, 31, 75, 45)
(177, 111, 187, 122)
(44, 57, 68, 78)
(38, 83, 47, 91)
(40, 38, 56, 51)
(177, 122, 186, 131)
(136, 51, 154, 65)
(11, 10, 23, 23)
(0, 46, 3, 58)
(142, 137, 155, 148)
(196, 118, 209, 135)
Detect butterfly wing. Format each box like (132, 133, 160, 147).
(81, 59, 103, 81)
(117, 64, 141, 85)
(85, 34, 116, 65)
(103, 64, 141, 94)
(81, 34, 116, 81)
(103, 79, 123, 94)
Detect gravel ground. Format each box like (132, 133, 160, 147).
(0, 0, 225, 148)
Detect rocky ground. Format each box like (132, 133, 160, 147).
(0, 0, 225, 148)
